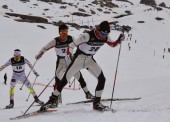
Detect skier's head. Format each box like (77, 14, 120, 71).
(98, 21, 110, 36)
(14, 49, 21, 61)
(96, 21, 110, 40)
(59, 24, 68, 32)
(59, 24, 68, 41)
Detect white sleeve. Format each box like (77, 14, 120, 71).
(0, 59, 11, 71)
(39, 39, 56, 54)
(107, 36, 115, 43)
(25, 58, 36, 73)
(69, 33, 90, 54)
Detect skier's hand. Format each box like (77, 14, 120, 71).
(117, 33, 125, 42)
(34, 72, 39, 77)
(35, 52, 44, 60)
(65, 56, 71, 63)
(70, 54, 74, 60)
(0, 66, 4, 71)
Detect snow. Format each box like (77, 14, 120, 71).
(0, 0, 170, 122)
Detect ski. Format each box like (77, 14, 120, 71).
(10, 109, 57, 120)
(66, 97, 141, 105)
(0, 104, 41, 111)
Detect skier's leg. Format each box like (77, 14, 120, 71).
(54, 58, 67, 104)
(87, 58, 107, 110)
(74, 71, 94, 99)
(53, 56, 83, 96)
(21, 74, 44, 105)
(40, 56, 83, 111)
(6, 79, 17, 108)
(54, 58, 65, 90)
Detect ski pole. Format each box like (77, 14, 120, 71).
(69, 78, 75, 87)
(110, 43, 122, 108)
(20, 60, 38, 90)
(73, 78, 76, 90)
(23, 76, 55, 115)
(110, 29, 125, 108)
(26, 76, 38, 101)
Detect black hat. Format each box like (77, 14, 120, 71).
(14, 49, 21, 52)
(99, 21, 110, 33)
(59, 24, 68, 32)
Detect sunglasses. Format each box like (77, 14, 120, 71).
(60, 30, 68, 34)
(100, 31, 109, 36)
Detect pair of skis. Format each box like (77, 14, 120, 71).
(9, 97, 141, 120)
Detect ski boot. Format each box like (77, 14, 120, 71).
(34, 96, 44, 105)
(40, 93, 58, 112)
(93, 97, 109, 112)
(85, 92, 95, 99)
(6, 100, 14, 109)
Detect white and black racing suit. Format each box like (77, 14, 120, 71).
(37, 35, 90, 93)
(53, 30, 121, 102)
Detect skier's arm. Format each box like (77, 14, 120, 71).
(106, 36, 121, 47)
(35, 39, 56, 60)
(0, 59, 11, 71)
(68, 33, 90, 55)
(106, 33, 125, 47)
(24, 58, 37, 74)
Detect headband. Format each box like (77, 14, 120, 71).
(14, 50, 21, 56)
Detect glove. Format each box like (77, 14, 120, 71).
(0, 66, 4, 71)
(34, 72, 39, 77)
(35, 52, 44, 60)
(117, 33, 125, 42)
(70, 54, 74, 60)
(65, 56, 71, 63)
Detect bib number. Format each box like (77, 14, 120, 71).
(89, 47, 100, 52)
(16, 66, 22, 70)
(62, 49, 66, 53)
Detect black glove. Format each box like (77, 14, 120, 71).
(34, 72, 39, 77)
(117, 33, 125, 42)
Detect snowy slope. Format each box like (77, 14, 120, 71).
(0, 0, 170, 122)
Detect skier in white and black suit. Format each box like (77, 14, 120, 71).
(0, 49, 44, 109)
(40, 21, 125, 111)
(35, 24, 94, 104)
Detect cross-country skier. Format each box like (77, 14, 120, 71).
(35, 24, 94, 107)
(0, 49, 44, 108)
(39, 21, 125, 111)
